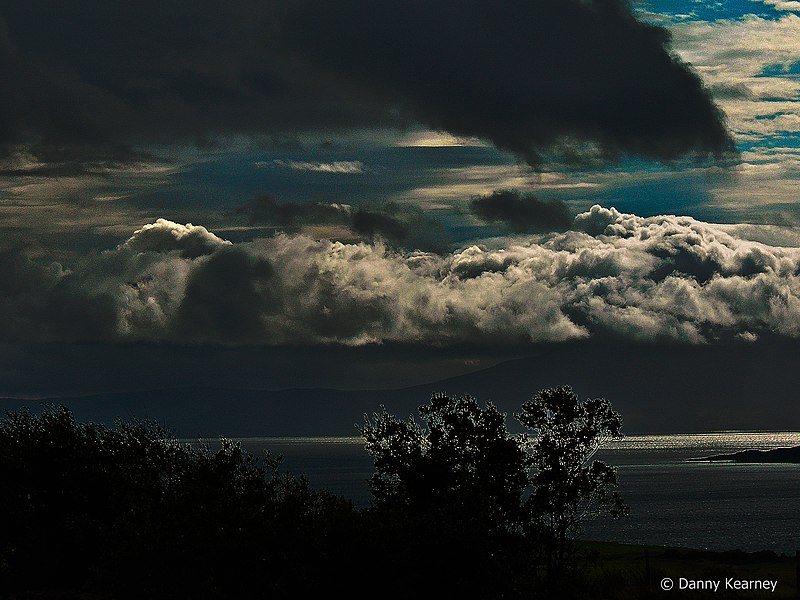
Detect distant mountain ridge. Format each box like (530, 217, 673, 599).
(2, 343, 800, 436)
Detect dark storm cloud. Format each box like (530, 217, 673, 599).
(0, 1, 389, 164)
(0, 0, 732, 166)
(173, 247, 278, 343)
(350, 204, 451, 253)
(350, 210, 407, 241)
(470, 190, 572, 233)
(238, 195, 351, 228)
(284, 0, 736, 164)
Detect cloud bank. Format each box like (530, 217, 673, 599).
(4, 208, 800, 346)
(0, 0, 732, 166)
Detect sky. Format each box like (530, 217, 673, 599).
(2, 0, 800, 419)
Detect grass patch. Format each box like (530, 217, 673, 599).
(573, 541, 797, 599)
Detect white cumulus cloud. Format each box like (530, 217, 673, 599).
(4, 207, 800, 346)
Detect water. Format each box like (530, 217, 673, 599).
(190, 432, 800, 554)
(586, 433, 800, 554)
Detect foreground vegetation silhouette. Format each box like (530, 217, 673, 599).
(361, 388, 628, 592)
(0, 386, 626, 599)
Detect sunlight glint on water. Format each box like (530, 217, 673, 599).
(191, 432, 800, 554)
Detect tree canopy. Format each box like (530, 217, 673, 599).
(516, 385, 628, 582)
(361, 386, 628, 589)
(361, 393, 530, 531)
(0, 405, 356, 599)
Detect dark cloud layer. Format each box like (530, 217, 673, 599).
(0, 1, 732, 166)
(238, 194, 351, 229)
(285, 0, 735, 165)
(350, 205, 451, 253)
(238, 196, 451, 252)
(470, 190, 572, 233)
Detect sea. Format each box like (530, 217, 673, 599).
(189, 432, 800, 555)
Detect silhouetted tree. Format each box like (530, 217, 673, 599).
(1, 389, 628, 599)
(0, 405, 182, 590)
(361, 393, 529, 531)
(360, 388, 628, 595)
(515, 386, 628, 587)
(359, 394, 531, 596)
(0, 405, 359, 599)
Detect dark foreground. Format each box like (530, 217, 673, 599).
(3, 542, 796, 600)
(1, 404, 795, 600)
(578, 542, 797, 599)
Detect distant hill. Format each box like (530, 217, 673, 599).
(2, 342, 800, 436)
(695, 446, 800, 463)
